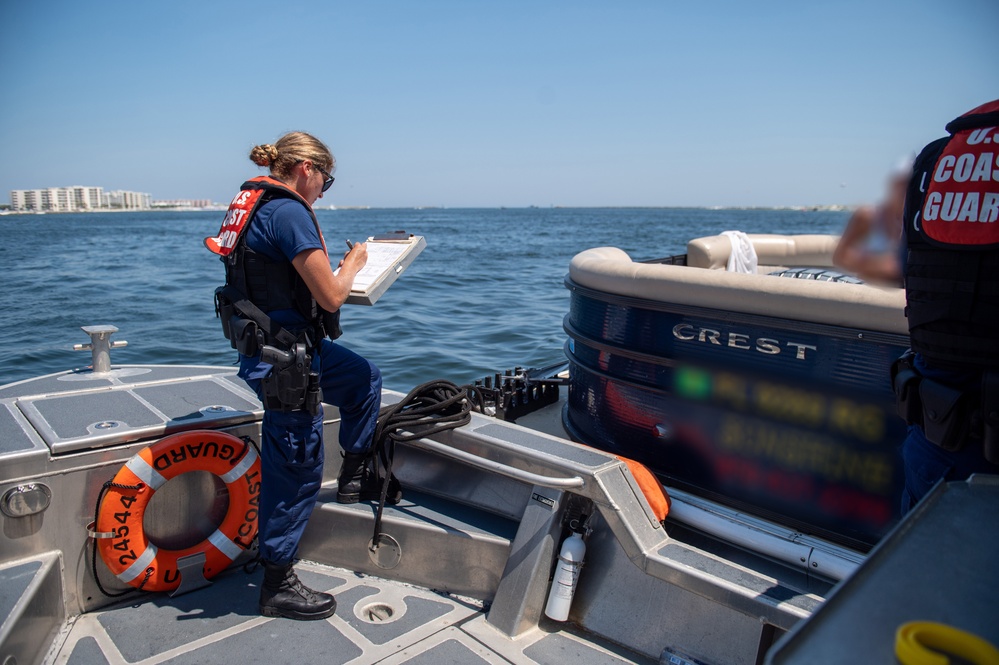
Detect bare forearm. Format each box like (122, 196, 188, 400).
(293, 247, 366, 312)
(323, 266, 360, 310)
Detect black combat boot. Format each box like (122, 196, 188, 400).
(336, 452, 372, 504)
(336, 451, 403, 505)
(259, 562, 336, 621)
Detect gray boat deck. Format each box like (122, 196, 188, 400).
(56, 560, 654, 665)
(0, 363, 851, 665)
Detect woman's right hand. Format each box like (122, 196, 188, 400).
(343, 241, 368, 271)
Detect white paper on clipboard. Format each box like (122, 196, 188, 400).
(334, 234, 426, 306)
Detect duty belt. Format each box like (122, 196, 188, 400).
(214, 285, 322, 415)
(892, 351, 999, 464)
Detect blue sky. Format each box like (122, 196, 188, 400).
(1, 1, 996, 208)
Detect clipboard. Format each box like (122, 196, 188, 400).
(340, 232, 426, 306)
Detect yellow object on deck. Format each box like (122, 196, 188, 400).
(895, 621, 999, 665)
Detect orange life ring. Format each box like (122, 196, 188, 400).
(95, 430, 261, 592)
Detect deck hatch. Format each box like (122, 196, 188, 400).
(20, 390, 162, 445)
(0, 403, 37, 454)
(12, 372, 262, 455)
(132, 380, 258, 422)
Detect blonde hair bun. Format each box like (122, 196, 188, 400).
(247, 133, 334, 179)
(249, 144, 279, 167)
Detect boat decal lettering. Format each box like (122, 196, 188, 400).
(152, 440, 236, 473)
(684, 367, 887, 442)
(220, 444, 259, 484)
(531, 492, 556, 509)
(117, 543, 158, 584)
(717, 413, 894, 495)
(234, 468, 261, 547)
(671, 324, 817, 360)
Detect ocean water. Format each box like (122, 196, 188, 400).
(0, 208, 847, 390)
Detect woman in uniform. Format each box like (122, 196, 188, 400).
(213, 131, 383, 620)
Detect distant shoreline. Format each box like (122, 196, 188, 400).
(0, 207, 227, 216)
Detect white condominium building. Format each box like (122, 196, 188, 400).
(8, 186, 152, 212)
(103, 190, 152, 210)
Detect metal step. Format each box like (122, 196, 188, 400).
(0, 552, 64, 665)
(298, 487, 518, 600)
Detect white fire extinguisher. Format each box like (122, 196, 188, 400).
(544, 531, 586, 621)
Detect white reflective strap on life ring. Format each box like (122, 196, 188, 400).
(117, 543, 158, 584)
(219, 444, 258, 485)
(208, 529, 243, 561)
(125, 455, 168, 491)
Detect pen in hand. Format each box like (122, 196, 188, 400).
(345, 239, 354, 251)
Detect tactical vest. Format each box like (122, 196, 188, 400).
(904, 99, 999, 370)
(206, 176, 339, 347)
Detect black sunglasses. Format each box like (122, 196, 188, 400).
(314, 163, 335, 192)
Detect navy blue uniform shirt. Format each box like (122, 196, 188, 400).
(243, 198, 325, 330)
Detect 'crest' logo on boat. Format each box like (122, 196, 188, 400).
(672, 324, 817, 360)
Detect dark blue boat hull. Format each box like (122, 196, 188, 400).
(563, 278, 909, 547)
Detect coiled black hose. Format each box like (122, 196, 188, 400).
(369, 380, 473, 550)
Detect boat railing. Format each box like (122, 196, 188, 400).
(407, 433, 585, 489)
(413, 408, 862, 582)
(395, 409, 846, 633)
(666, 487, 865, 582)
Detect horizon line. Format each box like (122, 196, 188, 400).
(0, 203, 858, 215)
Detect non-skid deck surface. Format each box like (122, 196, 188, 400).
(55, 561, 653, 665)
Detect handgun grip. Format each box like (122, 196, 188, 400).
(260, 345, 294, 367)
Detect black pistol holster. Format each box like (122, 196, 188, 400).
(260, 344, 322, 416)
(215, 286, 323, 416)
(891, 351, 998, 462)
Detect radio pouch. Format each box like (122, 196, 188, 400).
(215, 287, 236, 345)
(230, 317, 259, 357)
(322, 309, 343, 341)
(919, 378, 969, 451)
(891, 351, 922, 426)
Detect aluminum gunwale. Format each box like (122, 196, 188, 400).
(408, 434, 585, 489)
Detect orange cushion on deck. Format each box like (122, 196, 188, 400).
(616, 456, 671, 522)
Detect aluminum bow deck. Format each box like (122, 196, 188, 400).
(1, 360, 846, 665)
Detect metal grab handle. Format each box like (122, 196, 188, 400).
(408, 436, 584, 489)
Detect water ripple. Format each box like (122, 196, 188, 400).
(0, 208, 846, 389)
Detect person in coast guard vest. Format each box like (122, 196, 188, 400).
(894, 99, 999, 514)
(206, 131, 385, 620)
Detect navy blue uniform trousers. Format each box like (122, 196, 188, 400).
(899, 353, 998, 514)
(901, 424, 998, 514)
(240, 339, 382, 564)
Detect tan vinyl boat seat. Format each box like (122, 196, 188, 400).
(687, 233, 840, 270)
(569, 237, 908, 335)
